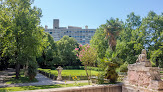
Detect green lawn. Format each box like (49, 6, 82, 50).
(160, 71, 163, 73)
(5, 71, 38, 84)
(0, 83, 89, 91)
(38, 68, 99, 76)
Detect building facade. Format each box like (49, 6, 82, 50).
(45, 19, 96, 45)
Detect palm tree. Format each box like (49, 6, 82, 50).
(104, 18, 123, 50)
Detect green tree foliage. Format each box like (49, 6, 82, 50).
(37, 33, 59, 69)
(90, 25, 108, 59)
(57, 36, 79, 66)
(91, 18, 123, 83)
(141, 11, 163, 67)
(104, 18, 123, 50)
(0, 0, 45, 79)
(116, 12, 145, 64)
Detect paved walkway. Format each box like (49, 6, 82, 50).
(0, 68, 15, 83)
(0, 71, 88, 88)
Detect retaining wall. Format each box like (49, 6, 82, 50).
(19, 84, 122, 92)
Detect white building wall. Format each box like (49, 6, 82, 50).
(44, 19, 96, 45)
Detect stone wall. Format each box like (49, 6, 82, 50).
(122, 49, 163, 92)
(19, 84, 122, 92)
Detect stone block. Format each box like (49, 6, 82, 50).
(149, 80, 163, 90)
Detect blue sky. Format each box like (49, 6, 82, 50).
(33, 0, 163, 29)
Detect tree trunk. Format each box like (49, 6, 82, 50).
(15, 63, 20, 79)
(85, 66, 90, 85)
(24, 62, 28, 77)
(156, 58, 159, 67)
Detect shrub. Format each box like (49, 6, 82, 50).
(119, 62, 128, 72)
(105, 63, 118, 83)
(62, 66, 102, 71)
(28, 61, 38, 80)
(97, 73, 104, 84)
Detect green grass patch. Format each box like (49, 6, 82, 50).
(160, 71, 163, 73)
(5, 71, 38, 84)
(5, 76, 38, 84)
(0, 83, 89, 91)
(38, 68, 99, 76)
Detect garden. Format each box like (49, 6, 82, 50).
(0, 0, 163, 92)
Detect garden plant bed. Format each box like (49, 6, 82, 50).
(38, 68, 99, 80)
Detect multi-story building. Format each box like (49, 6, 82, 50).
(45, 19, 96, 45)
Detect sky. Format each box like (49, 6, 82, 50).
(33, 0, 163, 29)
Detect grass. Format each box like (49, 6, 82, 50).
(160, 71, 163, 73)
(5, 71, 38, 84)
(0, 83, 89, 91)
(5, 76, 38, 84)
(38, 68, 99, 76)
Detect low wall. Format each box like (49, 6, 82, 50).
(19, 84, 122, 92)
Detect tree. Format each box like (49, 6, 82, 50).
(57, 35, 79, 66)
(104, 18, 123, 50)
(0, 0, 45, 79)
(76, 44, 97, 84)
(141, 11, 163, 67)
(116, 12, 145, 64)
(37, 32, 59, 69)
(90, 18, 123, 83)
(90, 24, 108, 59)
(0, 0, 13, 70)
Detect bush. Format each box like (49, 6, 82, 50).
(151, 61, 156, 67)
(28, 61, 38, 80)
(97, 73, 104, 84)
(63, 66, 84, 70)
(62, 66, 102, 71)
(105, 63, 118, 83)
(119, 62, 128, 72)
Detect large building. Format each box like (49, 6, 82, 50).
(45, 19, 96, 45)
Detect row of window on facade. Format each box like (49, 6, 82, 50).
(49, 31, 95, 34)
(60, 35, 92, 38)
(64, 30, 95, 33)
(78, 40, 89, 44)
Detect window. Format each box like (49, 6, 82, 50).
(69, 36, 71, 37)
(80, 36, 82, 38)
(80, 31, 82, 33)
(49, 32, 52, 34)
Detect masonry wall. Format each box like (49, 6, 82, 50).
(22, 84, 122, 92)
